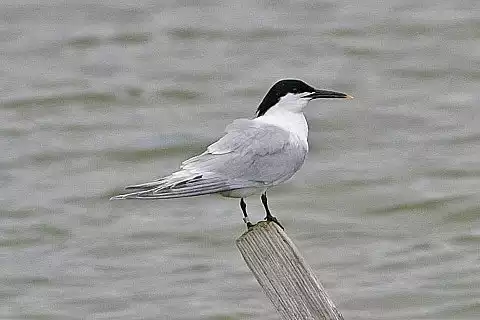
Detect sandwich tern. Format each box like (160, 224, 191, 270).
(111, 79, 352, 229)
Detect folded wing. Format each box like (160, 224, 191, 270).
(110, 119, 306, 200)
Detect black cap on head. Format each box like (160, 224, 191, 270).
(256, 79, 316, 117)
(256, 79, 351, 117)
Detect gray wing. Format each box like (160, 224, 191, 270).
(110, 119, 307, 200)
(197, 119, 307, 183)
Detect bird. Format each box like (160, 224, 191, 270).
(111, 79, 352, 229)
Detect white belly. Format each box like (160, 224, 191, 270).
(220, 187, 267, 198)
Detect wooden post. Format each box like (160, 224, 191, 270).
(236, 221, 344, 320)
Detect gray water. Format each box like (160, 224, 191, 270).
(1, 1, 479, 319)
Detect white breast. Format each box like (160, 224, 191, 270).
(254, 109, 309, 150)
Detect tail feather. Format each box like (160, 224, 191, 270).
(110, 174, 243, 200)
(124, 172, 202, 191)
(111, 185, 229, 200)
(124, 179, 166, 190)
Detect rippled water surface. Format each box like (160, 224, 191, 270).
(1, 1, 479, 319)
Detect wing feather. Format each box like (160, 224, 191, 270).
(111, 118, 307, 200)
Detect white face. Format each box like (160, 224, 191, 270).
(269, 92, 315, 114)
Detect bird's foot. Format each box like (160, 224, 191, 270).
(243, 217, 254, 230)
(266, 215, 284, 230)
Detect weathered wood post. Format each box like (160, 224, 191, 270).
(236, 221, 344, 320)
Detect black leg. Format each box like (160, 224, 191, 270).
(261, 192, 284, 230)
(240, 198, 253, 229)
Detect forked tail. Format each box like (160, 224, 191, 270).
(110, 173, 244, 200)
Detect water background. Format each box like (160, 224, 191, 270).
(1, 1, 479, 319)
